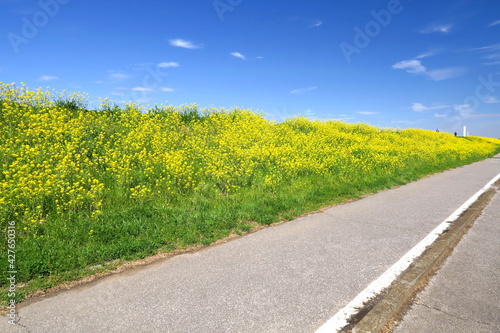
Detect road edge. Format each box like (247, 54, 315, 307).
(315, 172, 500, 333)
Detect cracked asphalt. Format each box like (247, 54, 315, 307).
(393, 176, 500, 333)
(2, 155, 500, 332)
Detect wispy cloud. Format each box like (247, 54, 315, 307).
(160, 87, 174, 92)
(39, 75, 58, 81)
(425, 67, 466, 81)
(420, 99, 499, 120)
(230, 52, 246, 60)
(469, 113, 500, 117)
(134, 98, 154, 104)
(109, 72, 130, 81)
(411, 103, 427, 112)
(454, 104, 474, 118)
(488, 20, 500, 27)
(419, 24, 453, 34)
(132, 87, 154, 92)
(356, 111, 378, 115)
(471, 44, 500, 51)
(485, 96, 500, 104)
(411, 103, 450, 112)
(471, 44, 500, 66)
(158, 62, 179, 68)
(392, 59, 426, 74)
(415, 50, 438, 59)
(310, 20, 323, 28)
(290, 86, 317, 95)
(483, 53, 500, 60)
(392, 57, 465, 81)
(392, 119, 425, 125)
(169, 38, 202, 49)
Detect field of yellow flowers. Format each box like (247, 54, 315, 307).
(1, 82, 500, 303)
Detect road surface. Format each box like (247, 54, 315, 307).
(393, 176, 500, 333)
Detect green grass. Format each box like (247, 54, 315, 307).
(3, 151, 499, 307)
(1, 86, 500, 306)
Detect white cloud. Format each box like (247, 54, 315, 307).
(415, 51, 437, 59)
(160, 87, 174, 92)
(391, 119, 425, 125)
(356, 111, 378, 115)
(469, 113, 500, 117)
(290, 86, 317, 94)
(310, 20, 323, 27)
(437, 25, 453, 33)
(134, 98, 154, 103)
(393, 58, 465, 81)
(425, 67, 466, 81)
(109, 72, 130, 80)
(485, 96, 500, 104)
(411, 103, 450, 112)
(454, 104, 473, 118)
(419, 24, 453, 34)
(158, 62, 179, 68)
(132, 87, 154, 92)
(411, 103, 428, 112)
(483, 53, 500, 60)
(472, 44, 500, 51)
(230, 52, 246, 60)
(427, 101, 500, 120)
(488, 20, 500, 27)
(392, 59, 426, 74)
(39, 75, 58, 81)
(169, 39, 202, 49)
(471, 44, 500, 66)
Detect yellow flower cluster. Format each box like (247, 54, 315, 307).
(1, 83, 106, 228)
(1, 82, 499, 231)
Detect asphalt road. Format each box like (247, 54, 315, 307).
(393, 176, 500, 333)
(2, 155, 500, 333)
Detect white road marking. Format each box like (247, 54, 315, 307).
(315, 171, 500, 333)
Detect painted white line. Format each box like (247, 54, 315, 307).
(315, 171, 500, 333)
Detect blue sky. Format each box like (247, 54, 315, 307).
(1, 0, 500, 137)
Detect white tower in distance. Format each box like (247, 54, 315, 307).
(463, 125, 467, 137)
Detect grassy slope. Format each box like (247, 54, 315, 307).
(1, 88, 500, 304)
